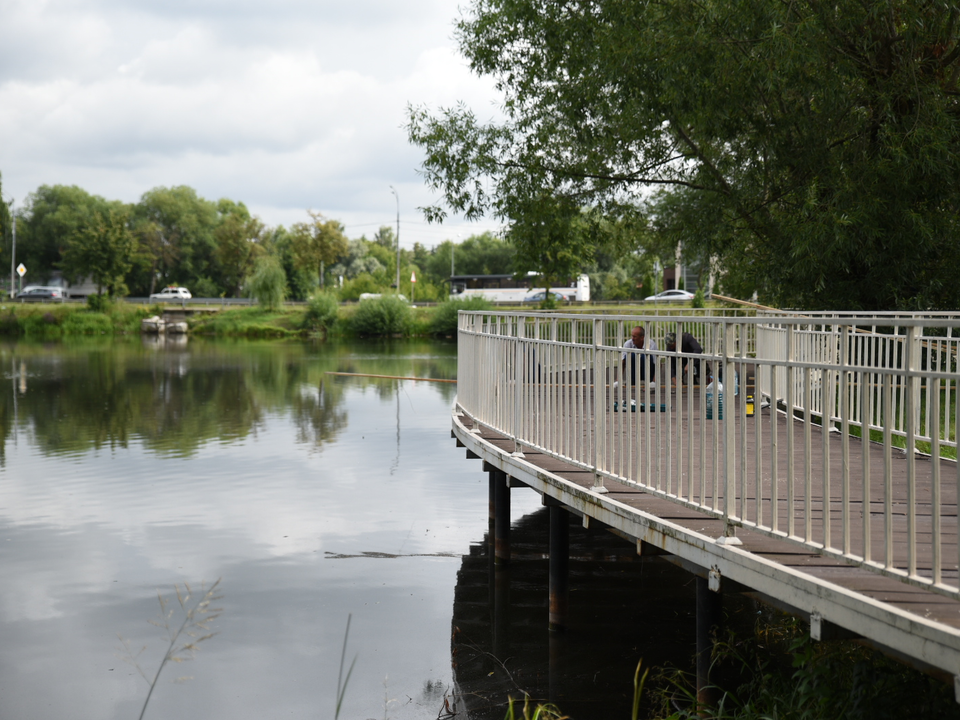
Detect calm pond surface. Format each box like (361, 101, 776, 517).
(0, 337, 698, 720)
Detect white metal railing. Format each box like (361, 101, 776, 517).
(457, 310, 960, 599)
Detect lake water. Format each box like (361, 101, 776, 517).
(0, 337, 698, 720)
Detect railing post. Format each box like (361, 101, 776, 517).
(905, 325, 918, 577)
(786, 323, 796, 539)
(592, 317, 607, 493)
(718, 321, 742, 545)
(512, 317, 525, 457)
(840, 325, 851, 556)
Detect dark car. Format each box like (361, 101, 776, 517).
(16, 287, 64, 302)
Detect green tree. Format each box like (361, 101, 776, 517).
(214, 200, 265, 297)
(426, 231, 513, 279)
(18, 185, 111, 283)
(289, 211, 349, 289)
(506, 194, 587, 297)
(409, 0, 960, 310)
(133, 186, 219, 296)
(0, 174, 11, 291)
(61, 207, 136, 297)
(271, 226, 315, 301)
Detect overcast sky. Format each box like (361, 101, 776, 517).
(0, 0, 504, 248)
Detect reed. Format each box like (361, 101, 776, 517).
(119, 579, 222, 720)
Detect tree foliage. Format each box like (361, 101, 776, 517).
(19, 185, 113, 282)
(133, 186, 218, 295)
(214, 200, 265, 297)
(428, 231, 513, 278)
(245, 255, 287, 310)
(289, 211, 349, 288)
(62, 207, 136, 297)
(409, 0, 960, 310)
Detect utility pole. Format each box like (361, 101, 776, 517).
(389, 186, 400, 292)
(7, 200, 14, 299)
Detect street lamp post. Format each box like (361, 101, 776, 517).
(6, 200, 14, 300)
(389, 186, 400, 293)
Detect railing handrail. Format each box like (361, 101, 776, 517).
(458, 309, 960, 600)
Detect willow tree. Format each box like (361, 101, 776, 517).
(409, 0, 960, 310)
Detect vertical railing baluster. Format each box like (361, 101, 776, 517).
(803, 365, 813, 543)
(770, 354, 779, 535)
(931, 377, 942, 586)
(739, 323, 748, 522)
(905, 326, 918, 578)
(592, 318, 605, 492)
(786, 325, 796, 538)
(722, 322, 740, 541)
(862, 366, 872, 565)
(883, 373, 894, 571)
(840, 326, 850, 556)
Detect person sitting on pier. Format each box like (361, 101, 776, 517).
(665, 331, 703, 386)
(620, 325, 657, 386)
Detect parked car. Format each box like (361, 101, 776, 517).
(150, 287, 192, 301)
(16, 287, 64, 302)
(645, 289, 695, 302)
(523, 291, 566, 303)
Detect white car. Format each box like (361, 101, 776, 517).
(645, 289, 695, 302)
(150, 287, 192, 301)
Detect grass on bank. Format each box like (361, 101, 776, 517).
(0, 294, 741, 339)
(0, 300, 153, 337)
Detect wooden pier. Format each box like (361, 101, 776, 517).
(454, 310, 960, 701)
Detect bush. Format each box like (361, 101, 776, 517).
(301, 292, 339, 334)
(339, 273, 381, 301)
(692, 288, 706, 308)
(245, 256, 287, 310)
(349, 295, 411, 336)
(430, 296, 492, 336)
(191, 276, 220, 299)
(86, 294, 113, 312)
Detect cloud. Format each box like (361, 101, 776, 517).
(0, 0, 503, 245)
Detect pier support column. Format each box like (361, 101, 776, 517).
(487, 468, 497, 606)
(548, 505, 570, 632)
(696, 575, 722, 709)
(493, 564, 511, 660)
(494, 470, 511, 565)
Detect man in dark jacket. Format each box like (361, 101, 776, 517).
(665, 331, 703, 385)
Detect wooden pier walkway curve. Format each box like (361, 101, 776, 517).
(453, 309, 960, 697)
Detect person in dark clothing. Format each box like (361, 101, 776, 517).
(665, 331, 703, 385)
(621, 325, 656, 385)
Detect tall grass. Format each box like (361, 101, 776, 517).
(336, 614, 357, 720)
(119, 579, 222, 720)
(0, 303, 151, 336)
(652, 612, 959, 720)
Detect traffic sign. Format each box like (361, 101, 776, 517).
(16, 264, 25, 277)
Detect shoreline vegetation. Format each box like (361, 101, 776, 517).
(0, 296, 724, 340)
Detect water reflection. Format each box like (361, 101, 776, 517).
(0, 338, 457, 460)
(451, 509, 698, 719)
(0, 336, 493, 720)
